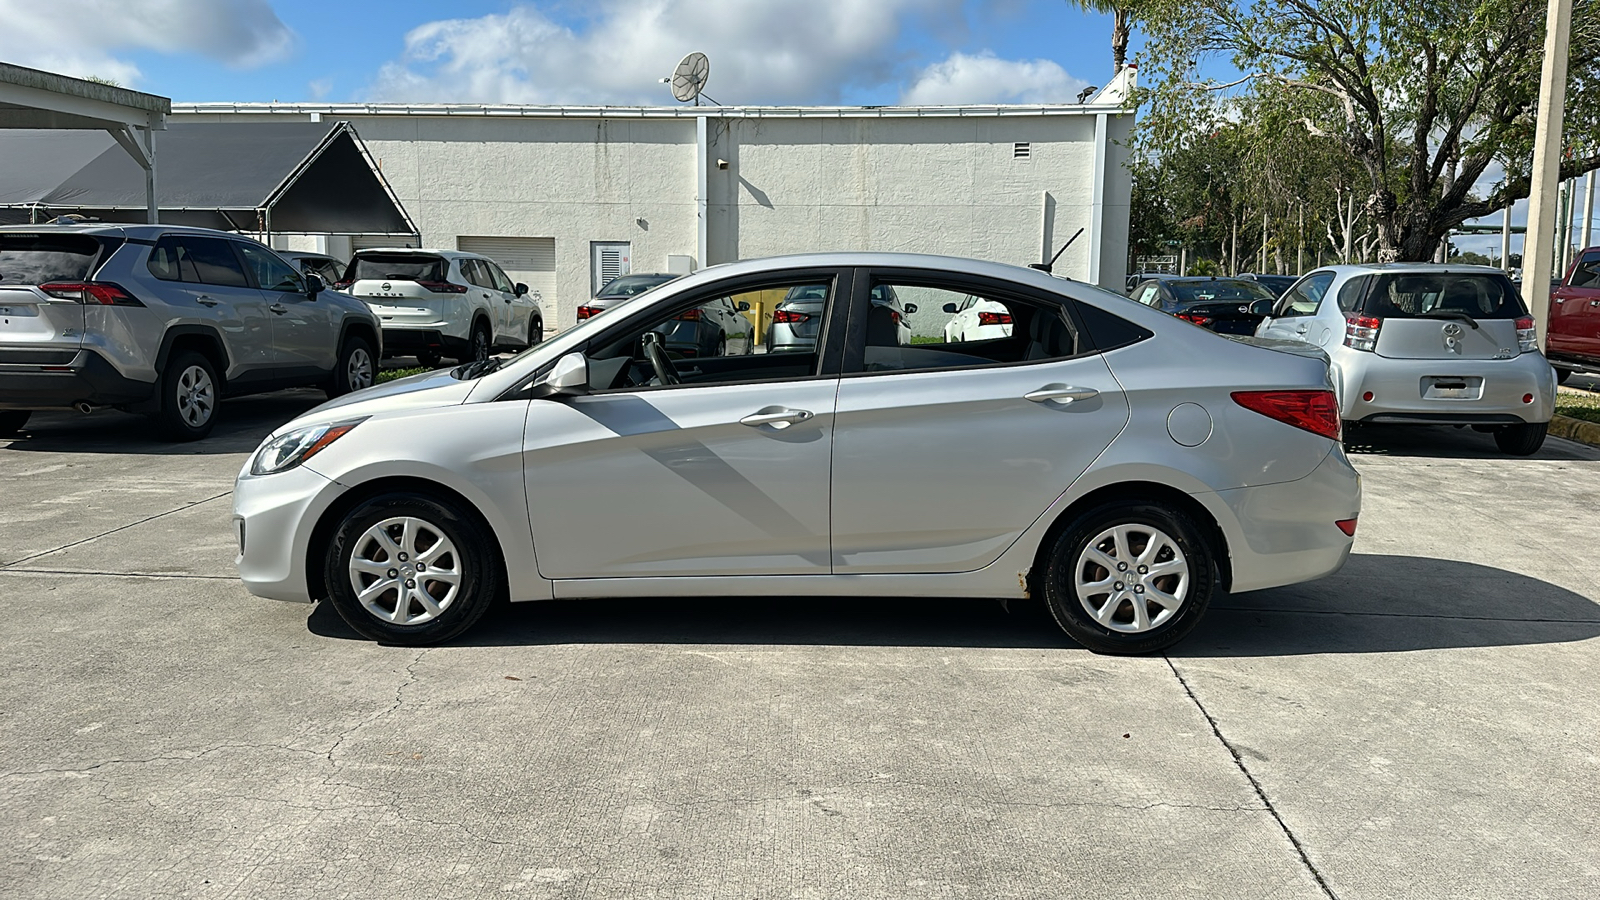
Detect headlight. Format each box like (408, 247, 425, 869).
(250, 418, 367, 476)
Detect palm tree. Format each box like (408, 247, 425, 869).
(1068, 1, 1137, 75)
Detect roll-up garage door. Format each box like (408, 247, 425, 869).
(456, 237, 557, 312)
(350, 234, 416, 252)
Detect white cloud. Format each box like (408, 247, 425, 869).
(369, 0, 964, 105)
(901, 51, 1089, 105)
(0, 0, 296, 86)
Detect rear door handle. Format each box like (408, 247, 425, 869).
(1025, 384, 1099, 404)
(195, 295, 219, 307)
(740, 407, 813, 428)
(269, 303, 288, 315)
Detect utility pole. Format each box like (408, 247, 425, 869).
(1585, 169, 1596, 250)
(1500, 203, 1512, 271)
(1524, 0, 1573, 344)
(1260, 210, 1268, 272)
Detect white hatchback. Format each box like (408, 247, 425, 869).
(338, 249, 543, 367)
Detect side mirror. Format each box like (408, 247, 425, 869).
(736, 300, 751, 312)
(903, 303, 918, 314)
(530, 352, 588, 399)
(1250, 299, 1274, 317)
(941, 303, 958, 314)
(515, 283, 529, 296)
(305, 273, 325, 297)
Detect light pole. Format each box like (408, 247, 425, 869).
(1523, 0, 1574, 344)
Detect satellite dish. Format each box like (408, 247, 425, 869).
(671, 52, 711, 104)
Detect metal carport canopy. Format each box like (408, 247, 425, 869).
(0, 62, 169, 223)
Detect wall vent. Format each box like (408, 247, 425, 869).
(1013, 142, 1031, 159)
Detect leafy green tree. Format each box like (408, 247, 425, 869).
(1136, 0, 1600, 261)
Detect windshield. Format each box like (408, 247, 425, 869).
(1169, 281, 1275, 304)
(0, 234, 102, 285)
(597, 274, 678, 298)
(345, 253, 447, 283)
(1351, 273, 1528, 320)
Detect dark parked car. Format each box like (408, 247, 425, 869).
(1128, 277, 1276, 336)
(1548, 248, 1600, 384)
(577, 273, 681, 322)
(1236, 273, 1299, 298)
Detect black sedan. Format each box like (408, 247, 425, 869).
(1127, 277, 1276, 336)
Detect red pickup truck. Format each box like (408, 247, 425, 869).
(1549, 249, 1600, 383)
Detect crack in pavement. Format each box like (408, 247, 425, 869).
(323, 648, 429, 765)
(0, 742, 324, 780)
(0, 490, 233, 568)
(0, 567, 236, 580)
(1166, 657, 1341, 900)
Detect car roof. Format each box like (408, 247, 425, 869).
(352, 248, 481, 259)
(1304, 263, 1513, 277)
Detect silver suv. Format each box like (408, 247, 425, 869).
(1256, 264, 1556, 455)
(0, 224, 382, 441)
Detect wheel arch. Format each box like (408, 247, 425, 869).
(338, 316, 381, 359)
(305, 475, 510, 605)
(155, 325, 231, 380)
(1029, 480, 1232, 595)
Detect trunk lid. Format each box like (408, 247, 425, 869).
(0, 233, 109, 347)
(342, 252, 464, 324)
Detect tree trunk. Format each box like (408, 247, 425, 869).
(1111, 9, 1130, 75)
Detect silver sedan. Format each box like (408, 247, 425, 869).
(233, 253, 1361, 654)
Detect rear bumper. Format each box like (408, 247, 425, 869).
(1210, 447, 1361, 594)
(1332, 351, 1555, 424)
(0, 347, 154, 410)
(380, 328, 471, 359)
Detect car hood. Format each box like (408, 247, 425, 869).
(293, 368, 476, 425)
(1226, 335, 1332, 364)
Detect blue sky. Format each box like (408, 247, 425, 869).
(1, 0, 1134, 106)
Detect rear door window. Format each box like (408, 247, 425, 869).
(1358, 273, 1528, 319)
(0, 234, 102, 285)
(147, 235, 250, 287)
(1568, 251, 1600, 288)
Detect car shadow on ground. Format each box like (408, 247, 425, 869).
(306, 553, 1599, 655)
(0, 389, 327, 456)
(1342, 422, 1599, 460)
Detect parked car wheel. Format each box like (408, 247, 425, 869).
(1040, 500, 1217, 655)
(0, 410, 30, 436)
(327, 335, 376, 399)
(323, 492, 499, 645)
(466, 321, 492, 363)
(529, 317, 544, 346)
(1494, 421, 1548, 456)
(156, 351, 219, 442)
(1554, 366, 1572, 385)
(417, 350, 443, 369)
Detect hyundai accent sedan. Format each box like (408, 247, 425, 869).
(234, 253, 1361, 654)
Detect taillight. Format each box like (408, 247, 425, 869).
(40, 281, 144, 306)
(1514, 316, 1537, 353)
(576, 305, 598, 320)
(1336, 518, 1358, 537)
(773, 309, 809, 323)
(1344, 315, 1381, 351)
(677, 308, 702, 321)
(415, 280, 467, 294)
(332, 281, 353, 290)
(1231, 390, 1342, 441)
(1177, 312, 1213, 327)
(977, 311, 1013, 326)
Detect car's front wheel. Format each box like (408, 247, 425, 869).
(1040, 500, 1217, 655)
(1494, 421, 1548, 456)
(528, 317, 544, 346)
(0, 410, 29, 436)
(323, 492, 499, 645)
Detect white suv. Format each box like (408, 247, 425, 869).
(337, 249, 543, 367)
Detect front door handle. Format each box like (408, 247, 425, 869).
(1025, 384, 1099, 404)
(269, 303, 288, 315)
(740, 407, 814, 428)
(195, 295, 219, 307)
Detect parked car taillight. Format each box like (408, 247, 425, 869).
(772, 309, 809, 323)
(39, 281, 144, 307)
(1176, 312, 1213, 327)
(977, 311, 1013, 326)
(1231, 390, 1342, 441)
(332, 281, 353, 290)
(415, 280, 468, 294)
(1514, 316, 1538, 353)
(576, 305, 601, 320)
(676, 308, 702, 321)
(1344, 315, 1381, 351)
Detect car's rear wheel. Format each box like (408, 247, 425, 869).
(0, 410, 30, 436)
(528, 317, 544, 346)
(1554, 366, 1572, 385)
(156, 351, 219, 442)
(416, 350, 442, 368)
(323, 492, 498, 645)
(1041, 500, 1216, 655)
(1494, 421, 1548, 456)
(326, 335, 376, 398)
(465, 321, 492, 363)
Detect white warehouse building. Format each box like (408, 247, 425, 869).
(173, 84, 1131, 334)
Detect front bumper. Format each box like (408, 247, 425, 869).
(0, 347, 155, 410)
(233, 462, 345, 603)
(1212, 447, 1362, 594)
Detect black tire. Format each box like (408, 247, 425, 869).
(1554, 367, 1572, 385)
(1494, 421, 1548, 456)
(326, 335, 376, 399)
(461, 320, 492, 363)
(155, 350, 219, 442)
(528, 317, 544, 346)
(1040, 500, 1217, 655)
(0, 410, 30, 436)
(715, 334, 728, 358)
(322, 492, 499, 645)
(416, 350, 443, 369)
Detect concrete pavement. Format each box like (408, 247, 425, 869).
(2, 395, 1597, 899)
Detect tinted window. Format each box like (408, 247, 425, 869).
(347, 252, 447, 283)
(0, 234, 100, 284)
(1273, 271, 1333, 317)
(597, 273, 679, 298)
(236, 243, 305, 292)
(1569, 251, 1600, 288)
(1168, 281, 1275, 304)
(1359, 272, 1528, 319)
(147, 236, 249, 287)
(1337, 275, 1370, 312)
(854, 281, 1083, 374)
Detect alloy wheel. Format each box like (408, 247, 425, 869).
(347, 516, 462, 625)
(347, 347, 374, 391)
(1073, 523, 1190, 633)
(176, 365, 215, 427)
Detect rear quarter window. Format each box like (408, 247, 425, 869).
(0, 234, 103, 285)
